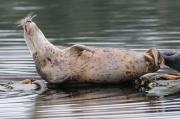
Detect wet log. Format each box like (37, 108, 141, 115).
(135, 73, 180, 96)
(0, 79, 47, 94)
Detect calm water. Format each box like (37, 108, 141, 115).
(0, 0, 180, 118)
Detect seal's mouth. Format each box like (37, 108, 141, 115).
(24, 18, 32, 35)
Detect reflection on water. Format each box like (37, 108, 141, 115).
(0, 0, 180, 118)
(33, 88, 180, 119)
(2, 88, 180, 119)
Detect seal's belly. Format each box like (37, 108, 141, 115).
(74, 48, 148, 83)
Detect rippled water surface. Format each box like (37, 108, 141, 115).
(0, 0, 180, 118)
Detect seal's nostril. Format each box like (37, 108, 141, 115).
(27, 20, 31, 23)
(26, 18, 32, 23)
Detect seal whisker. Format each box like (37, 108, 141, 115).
(16, 19, 25, 27)
(16, 13, 37, 27)
(25, 12, 37, 20)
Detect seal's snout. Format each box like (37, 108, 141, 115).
(24, 18, 32, 35)
(26, 18, 32, 23)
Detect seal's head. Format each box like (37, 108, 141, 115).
(21, 16, 47, 55)
(24, 17, 35, 35)
(23, 16, 43, 38)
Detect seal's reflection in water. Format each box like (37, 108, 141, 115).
(0, 82, 180, 118)
(31, 85, 178, 119)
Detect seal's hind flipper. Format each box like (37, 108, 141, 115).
(144, 48, 164, 67)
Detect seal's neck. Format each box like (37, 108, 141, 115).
(24, 22, 61, 60)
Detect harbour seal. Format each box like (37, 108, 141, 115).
(22, 17, 163, 84)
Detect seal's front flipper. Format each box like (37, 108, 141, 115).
(70, 44, 94, 52)
(69, 44, 94, 56)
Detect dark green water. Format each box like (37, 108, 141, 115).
(0, 0, 180, 118)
